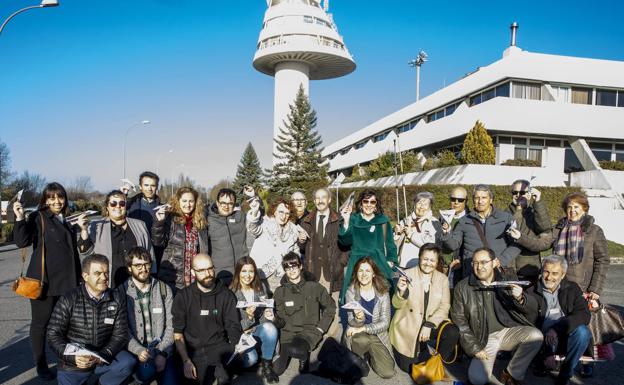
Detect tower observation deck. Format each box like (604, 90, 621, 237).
(253, 0, 356, 163)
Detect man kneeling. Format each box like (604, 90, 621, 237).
(47, 254, 133, 385)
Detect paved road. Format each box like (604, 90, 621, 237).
(1, 246, 623, 385)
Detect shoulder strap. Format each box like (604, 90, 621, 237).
(470, 217, 490, 250)
(436, 320, 458, 364)
(39, 212, 46, 283)
(159, 280, 167, 304)
(382, 222, 388, 256)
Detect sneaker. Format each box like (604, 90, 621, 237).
(500, 368, 523, 385)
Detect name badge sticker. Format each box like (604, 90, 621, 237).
(228, 218, 236, 223)
(200, 310, 210, 316)
(104, 318, 114, 325)
(152, 308, 163, 314)
(107, 306, 116, 311)
(369, 225, 376, 233)
(285, 301, 294, 307)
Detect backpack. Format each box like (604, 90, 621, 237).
(316, 337, 369, 384)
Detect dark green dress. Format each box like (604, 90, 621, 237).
(338, 213, 398, 303)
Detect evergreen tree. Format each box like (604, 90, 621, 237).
(461, 120, 496, 164)
(232, 142, 263, 194)
(267, 85, 328, 195)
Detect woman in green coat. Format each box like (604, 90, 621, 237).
(339, 189, 398, 303)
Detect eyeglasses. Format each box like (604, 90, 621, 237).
(282, 263, 301, 272)
(450, 197, 466, 203)
(193, 267, 215, 274)
(131, 262, 151, 270)
(109, 200, 126, 208)
(511, 190, 528, 196)
(292, 199, 307, 203)
(217, 201, 234, 207)
(362, 199, 377, 205)
(472, 260, 493, 267)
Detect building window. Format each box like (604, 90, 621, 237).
(495, 83, 510, 97)
(571, 87, 592, 105)
(511, 137, 527, 145)
(512, 82, 541, 100)
(355, 142, 366, 149)
(528, 148, 543, 163)
(596, 89, 617, 107)
(340, 148, 350, 155)
(373, 132, 389, 142)
(482, 88, 495, 102)
(514, 147, 527, 160)
(619, 91, 624, 107)
(469, 94, 482, 106)
(551, 85, 570, 103)
(498, 136, 512, 144)
(564, 149, 583, 173)
(529, 139, 545, 146)
(545, 139, 562, 147)
(445, 103, 457, 116)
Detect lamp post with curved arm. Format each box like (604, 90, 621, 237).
(0, 0, 59, 35)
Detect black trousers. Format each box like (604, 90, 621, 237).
(273, 336, 311, 375)
(30, 294, 59, 370)
(393, 322, 460, 373)
(190, 342, 234, 385)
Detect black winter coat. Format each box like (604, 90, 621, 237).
(153, 214, 209, 289)
(13, 209, 81, 297)
(47, 284, 128, 369)
(450, 269, 538, 357)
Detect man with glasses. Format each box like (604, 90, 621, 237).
(120, 247, 177, 385)
(47, 254, 134, 385)
(78, 190, 154, 288)
(172, 253, 241, 385)
(505, 179, 551, 283)
(451, 247, 542, 385)
(441, 184, 520, 279)
(272, 252, 336, 375)
(290, 191, 309, 226)
(441, 187, 469, 283)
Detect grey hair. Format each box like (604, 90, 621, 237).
(473, 184, 494, 199)
(414, 191, 434, 207)
(313, 187, 331, 199)
(290, 191, 306, 200)
(541, 254, 568, 273)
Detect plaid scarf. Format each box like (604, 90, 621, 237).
(183, 216, 199, 287)
(554, 218, 584, 265)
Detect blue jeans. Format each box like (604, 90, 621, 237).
(134, 355, 178, 385)
(241, 322, 279, 367)
(558, 325, 592, 378)
(57, 350, 135, 385)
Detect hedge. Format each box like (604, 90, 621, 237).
(1, 223, 14, 243)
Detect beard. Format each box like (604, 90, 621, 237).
(132, 271, 150, 284)
(197, 275, 215, 289)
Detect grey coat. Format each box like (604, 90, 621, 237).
(516, 214, 610, 295)
(80, 217, 154, 286)
(121, 278, 174, 357)
(344, 285, 393, 357)
(207, 204, 253, 279)
(440, 207, 520, 272)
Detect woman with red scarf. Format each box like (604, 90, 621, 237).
(154, 186, 209, 290)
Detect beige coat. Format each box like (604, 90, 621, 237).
(389, 268, 451, 358)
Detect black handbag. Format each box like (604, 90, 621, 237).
(316, 337, 369, 384)
(588, 303, 624, 345)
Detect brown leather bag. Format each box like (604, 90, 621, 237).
(12, 213, 45, 300)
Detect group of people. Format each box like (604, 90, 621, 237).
(11, 171, 610, 385)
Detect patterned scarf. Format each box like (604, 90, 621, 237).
(554, 218, 584, 265)
(183, 215, 199, 287)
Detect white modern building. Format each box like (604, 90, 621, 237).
(323, 25, 624, 243)
(253, 0, 355, 163)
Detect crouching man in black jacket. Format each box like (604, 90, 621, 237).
(47, 254, 133, 385)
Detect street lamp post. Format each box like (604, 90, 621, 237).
(408, 50, 428, 101)
(123, 120, 150, 179)
(0, 0, 59, 35)
(156, 149, 174, 175)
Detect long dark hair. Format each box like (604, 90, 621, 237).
(356, 189, 383, 215)
(38, 182, 69, 216)
(229, 256, 263, 293)
(350, 256, 389, 295)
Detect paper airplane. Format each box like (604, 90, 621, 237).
(439, 209, 455, 225)
(63, 343, 110, 364)
(339, 192, 355, 213)
(484, 280, 531, 287)
(66, 210, 99, 225)
(236, 299, 274, 309)
(392, 265, 412, 286)
(226, 333, 257, 365)
(341, 301, 373, 317)
(153, 203, 172, 211)
(295, 224, 310, 239)
(9, 190, 24, 205)
(120, 179, 137, 192)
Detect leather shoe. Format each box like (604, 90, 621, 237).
(298, 358, 309, 374)
(500, 368, 523, 385)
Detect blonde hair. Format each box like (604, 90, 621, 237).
(169, 187, 207, 230)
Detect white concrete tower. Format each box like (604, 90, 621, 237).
(253, 0, 356, 163)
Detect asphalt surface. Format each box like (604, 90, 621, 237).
(1, 246, 623, 385)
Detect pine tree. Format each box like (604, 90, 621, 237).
(232, 142, 263, 194)
(461, 120, 496, 164)
(267, 85, 328, 195)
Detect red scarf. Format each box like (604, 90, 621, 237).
(183, 215, 199, 286)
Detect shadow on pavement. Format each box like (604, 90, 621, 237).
(0, 337, 36, 384)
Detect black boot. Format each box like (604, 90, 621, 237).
(298, 358, 310, 374)
(261, 359, 279, 383)
(36, 359, 55, 381)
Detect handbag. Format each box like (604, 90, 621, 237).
(12, 213, 46, 300)
(317, 337, 369, 384)
(588, 302, 624, 345)
(411, 321, 458, 385)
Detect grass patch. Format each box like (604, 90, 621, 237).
(608, 240, 624, 258)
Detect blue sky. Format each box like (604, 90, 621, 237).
(1, 0, 623, 191)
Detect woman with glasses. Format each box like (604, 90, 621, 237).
(78, 189, 153, 288)
(229, 257, 279, 383)
(389, 243, 458, 373)
(12, 182, 82, 380)
(394, 191, 443, 269)
(441, 187, 469, 285)
(247, 198, 307, 293)
(153, 187, 208, 290)
(344, 257, 395, 378)
(339, 189, 398, 303)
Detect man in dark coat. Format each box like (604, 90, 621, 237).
(47, 254, 133, 385)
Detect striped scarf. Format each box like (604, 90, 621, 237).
(554, 218, 584, 265)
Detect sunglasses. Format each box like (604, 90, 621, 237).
(450, 197, 466, 203)
(511, 191, 528, 196)
(282, 263, 301, 271)
(362, 199, 377, 205)
(109, 200, 127, 208)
